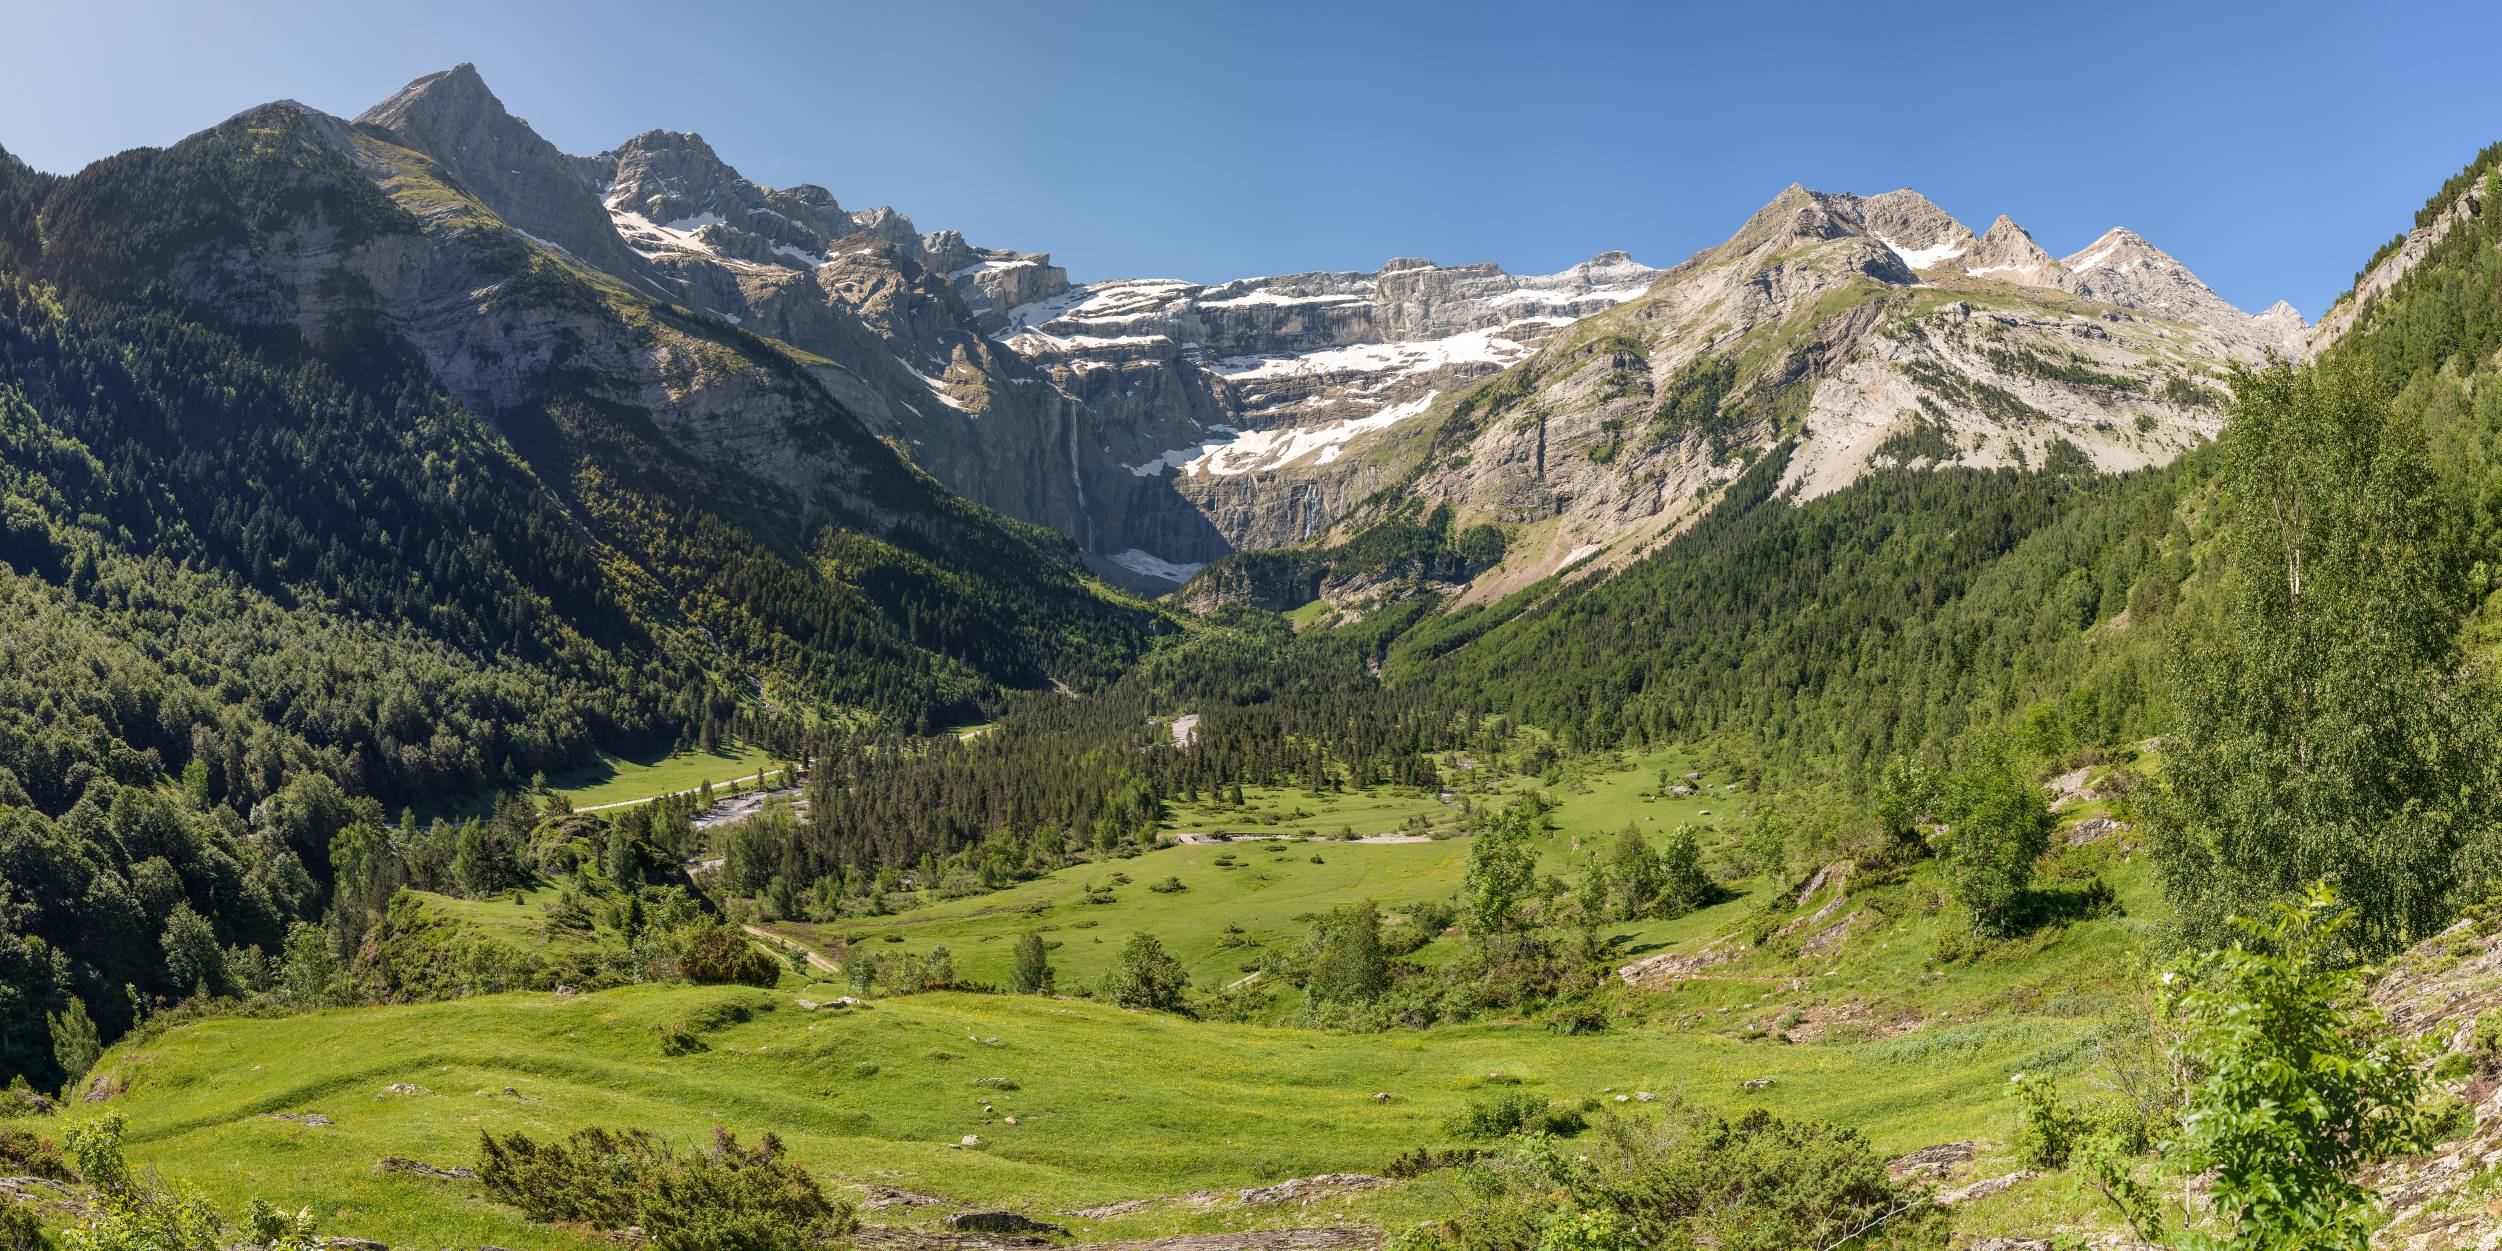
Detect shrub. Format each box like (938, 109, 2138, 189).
(677, 930, 780, 987)
(1444, 1090, 1584, 1141)
(0, 1128, 68, 1180)
(477, 1126, 854, 1251)
(0, 1202, 49, 1251)
(1382, 1145, 1488, 1178)
(1399, 1108, 1937, 1251)
(2009, 1076, 2093, 1171)
(1546, 1000, 1608, 1036)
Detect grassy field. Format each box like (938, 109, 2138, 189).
(52, 748, 2164, 1249)
(89, 978, 2084, 1249)
(548, 741, 781, 809)
(774, 749, 1741, 990)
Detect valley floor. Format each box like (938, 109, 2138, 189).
(61, 749, 2183, 1249)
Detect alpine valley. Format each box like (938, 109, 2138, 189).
(5, 54, 2502, 1251)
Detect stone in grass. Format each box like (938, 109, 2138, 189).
(959, 1134, 984, 1148)
(1742, 1078, 1775, 1090)
(950, 1212, 1069, 1236)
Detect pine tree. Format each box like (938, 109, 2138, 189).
(1011, 932, 1052, 994)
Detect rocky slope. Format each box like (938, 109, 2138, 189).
(335, 67, 2308, 600)
(1182, 186, 2306, 609)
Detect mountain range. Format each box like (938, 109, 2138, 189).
(305, 65, 2305, 597)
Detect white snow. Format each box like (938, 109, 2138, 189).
(1105, 549, 1206, 583)
(1197, 289, 1371, 309)
(2065, 243, 2120, 273)
(1487, 282, 1653, 307)
(608, 207, 721, 259)
(900, 359, 969, 411)
(1158, 390, 1440, 477)
(1876, 235, 1968, 271)
(1211, 329, 1532, 383)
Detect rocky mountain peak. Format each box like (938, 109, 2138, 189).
(355, 65, 649, 277)
(1859, 189, 1978, 270)
(1961, 216, 2065, 284)
(2060, 226, 2173, 275)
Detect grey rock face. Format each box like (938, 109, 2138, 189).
(1961, 216, 2065, 286)
(354, 65, 650, 281)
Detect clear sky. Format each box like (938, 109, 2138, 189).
(5, 0, 2496, 317)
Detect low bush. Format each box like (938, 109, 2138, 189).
(1394, 1108, 1938, 1251)
(1444, 1090, 1585, 1141)
(676, 930, 780, 987)
(0, 1128, 68, 1180)
(477, 1126, 854, 1251)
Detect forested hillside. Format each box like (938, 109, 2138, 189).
(0, 110, 1157, 1082)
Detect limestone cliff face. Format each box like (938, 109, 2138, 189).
(354, 65, 653, 282)
(1187, 186, 2308, 611)
(2310, 178, 2487, 353)
(340, 67, 2310, 601)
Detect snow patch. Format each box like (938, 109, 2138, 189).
(1106, 549, 1206, 583)
(1211, 330, 1532, 382)
(1162, 391, 1441, 477)
(1876, 235, 1968, 271)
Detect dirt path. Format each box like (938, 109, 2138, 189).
(748, 924, 841, 976)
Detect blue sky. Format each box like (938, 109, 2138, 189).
(4, 0, 2496, 317)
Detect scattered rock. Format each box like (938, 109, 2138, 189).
(81, 1072, 122, 1103)
(1884, 1140, 1977, 1184)
(1067, 1198, 1159, 1219)
(862, 1186, 949, 1210)
(320, 1239, 390, 1251)
(1233, 1174, 1386, 1207)
(1632, 1091, 1654, 1102)
(1002, 1116, 1019, 1126)
(554, 985, 579, 997)
(268, 1112, 333, 1127)
(1938, 1170, 2036, 1205)
(2065, 815, 2129, 846)
(1741, 1078, 1775, 1090)
(950, 1213, 1068, 1236)
(959, 1135, 985, 1148)
(377, 1156, 476, 1181)
(380, 1083, 427, 1096)
(1369, 1092, 1393, 1104)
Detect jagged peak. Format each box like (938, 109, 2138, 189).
(2062, 226, 2180, 273)
(1978, 214, 2036, 242)
(356, 64, 504, 130)
(612, 128, 722, 159)
(2256, 299, 2306, 325)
